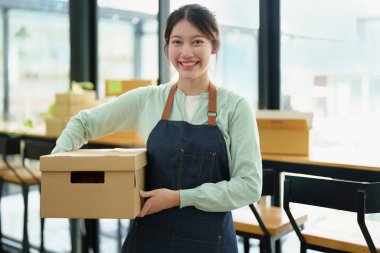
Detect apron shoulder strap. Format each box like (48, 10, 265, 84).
(161, 83, 217, 125)
(208, 83, 217, 125)
(162, 84, 177, 121)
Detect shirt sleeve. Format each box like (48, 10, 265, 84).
(52, 87, 149, 154)
(179, 98, 262, 211)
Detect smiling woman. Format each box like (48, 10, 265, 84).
(170, 0, 260, 108)
(52, 4, 262, 253)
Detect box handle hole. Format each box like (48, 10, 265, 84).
(71, 171, 105, 184)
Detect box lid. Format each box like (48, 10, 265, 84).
(55, 91, 96, 103)
(256, 110, 313, 130)
(41, 148, 147, 172)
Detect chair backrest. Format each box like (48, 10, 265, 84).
(0, 135, 21, 156)
(284, 175, 380, 252)
(261, 169, 275, 196)
(284, 175, 380, 213)
(23, 139, 55, 161)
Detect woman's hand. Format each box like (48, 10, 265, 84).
(138, 188, 180, 217)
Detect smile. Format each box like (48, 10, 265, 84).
(180, 61, 198, 66)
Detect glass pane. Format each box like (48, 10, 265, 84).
(281, 0, 380, 152)
(170, 0, 259, 108)
(0, 10, 3, 116)
(98, 1, 158, 97)
(98, 0, 158, 15)
(8, 9, 69, 122)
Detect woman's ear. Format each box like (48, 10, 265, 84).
(211, 42, 219, 54)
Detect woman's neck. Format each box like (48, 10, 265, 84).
(177, 76, 210, 96)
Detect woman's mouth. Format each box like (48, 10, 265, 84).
(179, 61, 199, 70)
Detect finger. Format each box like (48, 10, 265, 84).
(138, 203, 149, 217)
(140, 190, 155, 198)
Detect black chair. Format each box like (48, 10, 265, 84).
(0, 137, 55, 252)
(0, 135, 21, 251)
(284, 175, 380, 253)
(233, 169, 308, 253)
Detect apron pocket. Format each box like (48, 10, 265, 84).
(178, 148, 216, 189)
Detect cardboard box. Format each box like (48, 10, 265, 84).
(92, 131, 145, 147)
(45, 117, 70, 137)
(54, 101, 98, 117)
(40, 148, 147, 219)
(55, 91, 96, 103)
(105, 79, 156, 96)
(256, 110, 313, 155)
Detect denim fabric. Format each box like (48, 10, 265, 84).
(122, 120, 238, 253)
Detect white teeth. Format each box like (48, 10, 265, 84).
(181, 62, 196, 66)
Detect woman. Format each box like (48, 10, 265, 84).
(53, 4, 262, 253)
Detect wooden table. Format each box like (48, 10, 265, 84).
(262, 147, 380, 206)
(0, 121, 145, 147)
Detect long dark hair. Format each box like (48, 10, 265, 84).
(164, 4, 220, 55)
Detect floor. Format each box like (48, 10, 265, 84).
(2, 189, 378, 253)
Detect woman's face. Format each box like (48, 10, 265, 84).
(168, 19, 214, 83)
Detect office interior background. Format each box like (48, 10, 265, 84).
(0, 0, 379, 252)
(1, 0, 380, 154)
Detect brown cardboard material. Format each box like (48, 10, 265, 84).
(93, 131, 145, 147)
(105, 79, 156, 96)
(55, 91, 96, 103)
(45, 117, 70, 137)
(54, 101, 98, 117)
(256, 110, 313, 156)
(40, 148, 146, 219)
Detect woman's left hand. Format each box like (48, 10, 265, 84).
(138, 188, 180, 217)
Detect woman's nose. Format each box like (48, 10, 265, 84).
(181, 44, 194, 58)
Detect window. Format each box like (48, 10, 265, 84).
(170, 0, 259, 109)
(97, 0, 158, 97)
(7, 8, 69, 122)
(0, 9, 3, 116)
(281, 0, 380, 151)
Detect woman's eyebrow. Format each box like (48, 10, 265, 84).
(170, 34, 206, 39)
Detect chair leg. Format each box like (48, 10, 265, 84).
(0, 179, 3, 251)
(117, 220, 122, 253)
(39, 184, 45, 252)
(22, 185, 30, 253)
(259, 238, 271, 253)
(243, 237, 250, 253)
(300, 242, 307, 253)
(40, 217, 45, 252)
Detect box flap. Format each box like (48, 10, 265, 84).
(41, 148, 147, 172)
(256, 110, 313, 129)
(257, 119, 308, 130)
(56, 91, 96, 103)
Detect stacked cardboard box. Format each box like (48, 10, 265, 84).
(105, 79, 156, 96)
(40, 148, 146, 219)
(256, 110, 313, 156)
(103, 79, 155, 145)
(45, 91, 97, 137)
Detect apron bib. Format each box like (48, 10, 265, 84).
(122, 84, 238, 253)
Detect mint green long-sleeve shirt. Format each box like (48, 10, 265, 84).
(53, 82, 262, 212)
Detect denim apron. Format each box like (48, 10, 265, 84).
(122, 83, 238, 253)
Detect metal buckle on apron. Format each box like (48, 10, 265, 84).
(208, 112, 217, 117)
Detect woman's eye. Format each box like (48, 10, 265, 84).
(193, 40, 204, 45)
(171, 40, 182, 45)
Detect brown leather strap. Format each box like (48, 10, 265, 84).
(162, 83, 177, 120)
(208, 83, 217, 125)
(161, 82, 217, 125)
